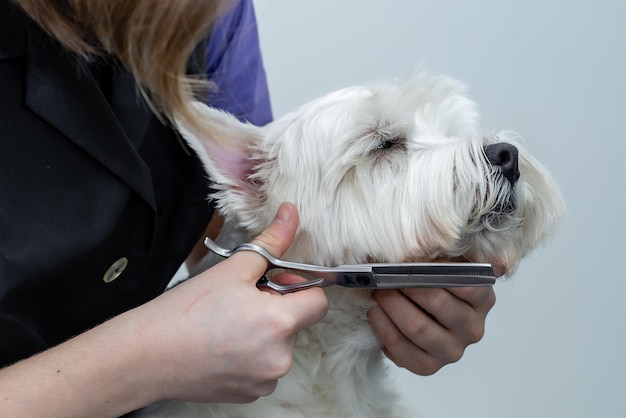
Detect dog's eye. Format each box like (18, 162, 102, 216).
(374, 139, 396, 151)
(374, 141, 393, 151)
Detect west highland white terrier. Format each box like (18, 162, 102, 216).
(138, 72, 565, 417)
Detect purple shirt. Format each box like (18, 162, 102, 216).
(205, 0, 273, 126)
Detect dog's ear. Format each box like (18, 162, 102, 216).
(176, 101, 267, 221)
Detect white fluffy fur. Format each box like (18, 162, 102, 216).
(137, 72, 565, 417)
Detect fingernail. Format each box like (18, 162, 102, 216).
(274, 203, 291, 224)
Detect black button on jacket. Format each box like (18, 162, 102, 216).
(0, 3, 213, 366)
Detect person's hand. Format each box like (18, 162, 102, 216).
(367, 286, 495, 375)
(132, 202, 329, 404)
(0, 202, 328, 418)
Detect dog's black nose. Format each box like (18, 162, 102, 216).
(484, 143, 520, 185)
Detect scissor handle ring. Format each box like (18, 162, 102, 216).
(256, 276, 327, 294)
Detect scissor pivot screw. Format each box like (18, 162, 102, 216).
(356, 274, 371, 286)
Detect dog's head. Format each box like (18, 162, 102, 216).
(179, 72, 564, 277)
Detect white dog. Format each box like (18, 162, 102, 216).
(138, 72, 564, 417)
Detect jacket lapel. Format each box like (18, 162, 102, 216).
(23, 19, 156, 210)
(109, 62, 154, 149)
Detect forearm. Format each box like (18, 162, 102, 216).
(0, 309, 158, 417)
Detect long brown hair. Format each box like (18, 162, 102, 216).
(14, 0, 235, 142)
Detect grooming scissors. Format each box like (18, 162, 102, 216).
(204, 238, 496, 294)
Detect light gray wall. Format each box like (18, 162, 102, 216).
(253, 1, 626, 417)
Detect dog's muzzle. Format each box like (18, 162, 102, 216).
(484, 143, 520, 185)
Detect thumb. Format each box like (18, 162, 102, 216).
(251, 202, 299, 259)
(221, 202, 299, 285)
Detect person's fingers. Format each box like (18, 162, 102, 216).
(368, 302, 443, 376)
(447, 286, 496, 313)
(373, 289, 453, 357)
(403, 288, 470, 329)
(280, 285, 329, 332)
(369, 286, 496, 376)
(405, 287, 494, 344)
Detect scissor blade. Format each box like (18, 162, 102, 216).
(328, 263, 496, 289)
(371, 263, 496, 288)
(371, 263, 495, 276)
(373, 273, 495, 288)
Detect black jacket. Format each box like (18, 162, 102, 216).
(0, 3, 213, 366)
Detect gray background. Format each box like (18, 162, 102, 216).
(252, 0, 626, 417)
